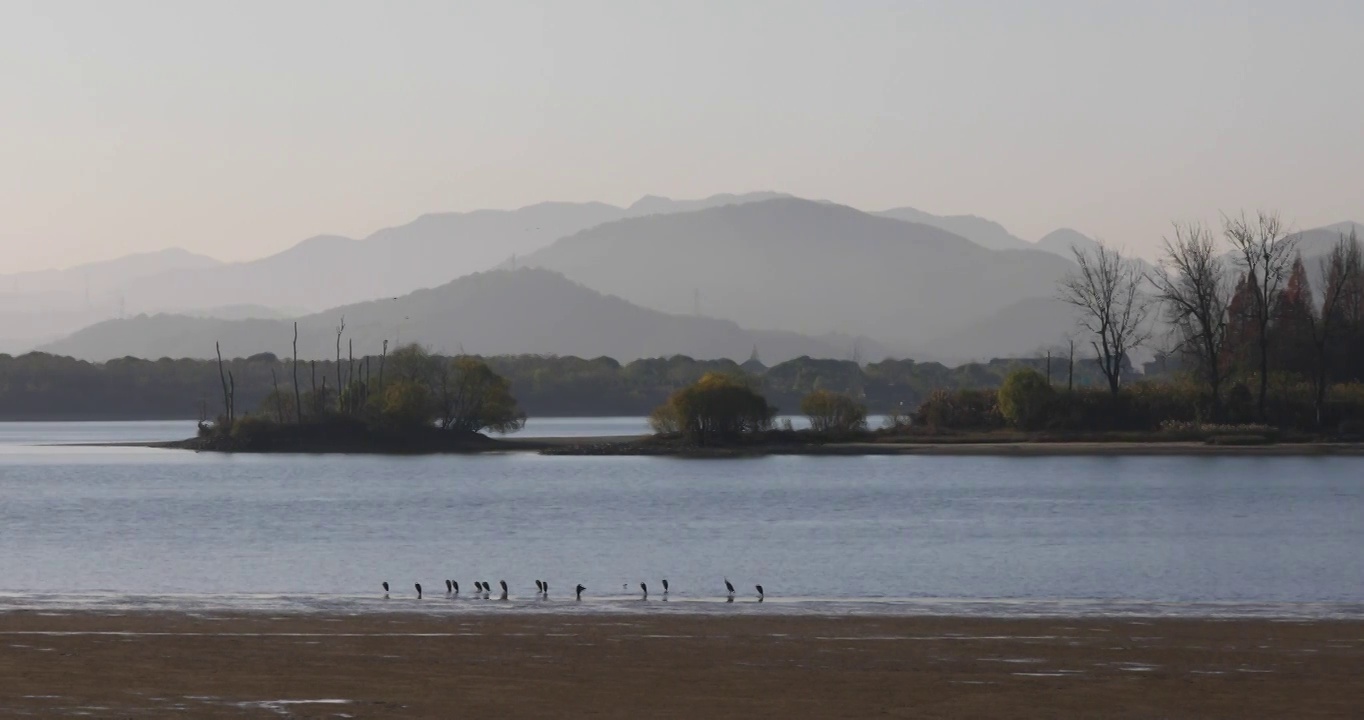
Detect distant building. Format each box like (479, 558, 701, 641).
(740, 345, 766, 375)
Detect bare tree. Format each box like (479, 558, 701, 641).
(1057, 242, 1151, 394)
(215, 342, 232, 426)
(378, 339, 389, 395)
(1149, 221, 1232, 417)
(292, 323, 302, 425)
(1223, 211, 1297, 419)
(1305, 230, 1363, 426)
(334, 317, 345, 411)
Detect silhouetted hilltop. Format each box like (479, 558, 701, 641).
(41, 268, 886, 363)
(875, 206, 1033, 252)
(1035, 228, 1103, 259)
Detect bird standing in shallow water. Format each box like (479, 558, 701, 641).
(662, 579, 669, 596)
(415, 583, 423, 600)
(542, 581, 549, 598)
(575, 584, 586, 601)
(499, 580, 509, 601)
(640, 582, 648, 600)
(452, 581, 460, 597)
(382, 581, 389, 598)
(535, 580, 543, 595)
(445, 580, 452, 595)
(724, 578, 735, 602)
(756, 585, 764, 602)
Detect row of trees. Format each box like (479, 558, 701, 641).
(1059, 213, 1362, 426)
(0, 351, 1121, 422)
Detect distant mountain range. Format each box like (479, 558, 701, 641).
(514, 198, 1080, 359)
(113, 192, 801, 317)
(41, 268, 889, 364)
(1, 193, 788, 353)
(12, 189, 1358, 365)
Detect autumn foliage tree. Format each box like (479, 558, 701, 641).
(649, 372, 775, 443)
(800, 389, 868, 434)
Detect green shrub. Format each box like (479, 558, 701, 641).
(997, 369, 1054, 430)
(914, 388, 1002, 430)
(229, 415, 277, 443)
(650, 372, 775, 443)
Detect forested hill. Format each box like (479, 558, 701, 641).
(516, 197, 1078, 358)
(0, 351, 1120, 422)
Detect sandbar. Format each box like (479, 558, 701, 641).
(1, 611, 1360, 718)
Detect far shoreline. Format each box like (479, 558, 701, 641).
(89, 435, 1364, 457)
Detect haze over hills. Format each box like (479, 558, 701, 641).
(922, 296, 1085, 362)
(516, 198, 1081, 360)
(0, 248, 224, 353)
(113, 191, 796, 317)
(0, 248, 222, 297)
(41, 268, 889, 364)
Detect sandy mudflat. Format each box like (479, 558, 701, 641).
(1, 613, 1361, 718)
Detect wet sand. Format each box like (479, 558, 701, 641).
(1, 612, 1361, 718)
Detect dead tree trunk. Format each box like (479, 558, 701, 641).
(335, 318, 345, 411)
(215, 342, 231, 426)
(292, 322, 302, 425)
(378, 339, 388, 395)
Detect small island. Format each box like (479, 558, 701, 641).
(175, 339, 1364, 457)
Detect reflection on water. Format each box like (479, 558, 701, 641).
(0, 421, 1361, 618)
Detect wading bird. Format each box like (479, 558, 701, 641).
(382, 581, 389, 597)
(756, 585, 764, 602)
(724, 578, 735, 601)
(536, 580, 544, 594)
(415, 583, 423, 600)
(576, 584, 586, 601)
(662, 579, 669, 596)
(499, 580, 509, 601)
(445, 580, 452, 594)
(452, 581, 459, 597)
(640, 582, 648, 600)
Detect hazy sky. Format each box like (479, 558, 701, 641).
(2, 0, 1361, 272)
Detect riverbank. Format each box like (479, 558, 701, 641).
(1, 611, 1359, 718)
(121, 433, 1364, 456)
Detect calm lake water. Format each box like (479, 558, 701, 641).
(0, 420, 1361, 618)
